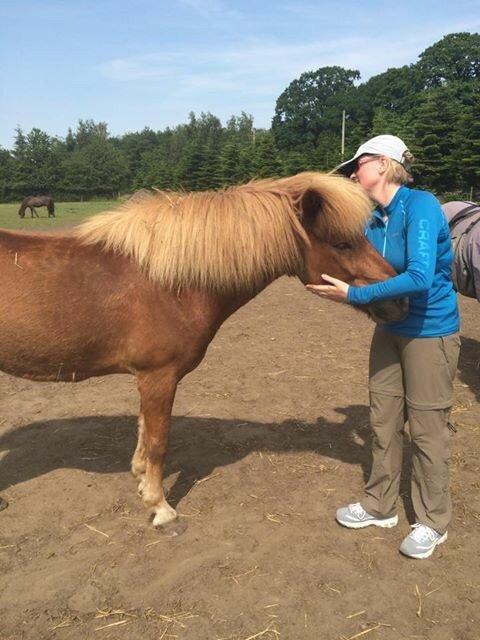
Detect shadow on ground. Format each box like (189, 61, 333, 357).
(0, 404, 415, 521)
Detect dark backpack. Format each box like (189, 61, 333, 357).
(447, 203, 480, 298)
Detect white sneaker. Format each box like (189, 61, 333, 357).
(399, 523, 448, 559)
(336, 502, 399, 529)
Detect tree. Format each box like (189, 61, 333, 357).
(281, 150, 312, 176)
(370, 108, 414, 147)
(220, 140, 242, 185)
(272, 66, 360, 150)
(0, 148, 15, 200)
(75, 119, 109, 147)
(115, 127, 159, 185)
(253, 132, 283, 178)
(226, 112, 255, 146)
(357, 65, 423, 120)
(412, 86, 463, 191)
(197, 142, 223, 190)
(457, 86, 480, 196)
(134, 154, 175, 191)
(10, 127, 63, 196)
(61, 138, 128, 198)
(176, 141, 207, 191)
(237, 145, 256, 182)
(417, 33, 480, 88)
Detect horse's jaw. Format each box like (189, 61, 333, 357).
(356, 297, 409, 324)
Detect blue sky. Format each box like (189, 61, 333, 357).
(1, 0, 479, 149)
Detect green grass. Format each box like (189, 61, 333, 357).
(0, 200, 119, 231)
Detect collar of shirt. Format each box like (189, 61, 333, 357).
(372, 185, 409, 223)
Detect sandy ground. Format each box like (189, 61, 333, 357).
(1, 277, 479, 640)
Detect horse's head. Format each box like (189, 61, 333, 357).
(18, 206, 25, 218)
(292, 173, 408, 324)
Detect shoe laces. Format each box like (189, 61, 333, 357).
(350, 503, 366, 518)
(410, 523, 437, 543)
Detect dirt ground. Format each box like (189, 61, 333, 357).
(1, 277, 479, 640)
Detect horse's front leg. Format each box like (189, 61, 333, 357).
(131, 411, 146, 477)
(33, 207, 39, 218)
(136, 370, 185, 534)
(131, 412, 147, 492)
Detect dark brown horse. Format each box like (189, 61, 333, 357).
(18, 196, 55, 218)
(0, 173, 407, 533)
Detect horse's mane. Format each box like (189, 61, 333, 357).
(76, 172, 372, 293)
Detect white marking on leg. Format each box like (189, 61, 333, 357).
(152, 500, 178, 527)
(137, 474, 146, 496)
(131, 414, 147, 477)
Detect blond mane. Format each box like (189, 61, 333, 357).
(76, 172, 372, 293)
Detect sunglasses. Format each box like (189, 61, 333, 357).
(353, 155, 381, 172)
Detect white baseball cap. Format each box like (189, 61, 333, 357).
(335, 134, 410, 175)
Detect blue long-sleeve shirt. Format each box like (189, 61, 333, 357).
(347, 185, 459, 337)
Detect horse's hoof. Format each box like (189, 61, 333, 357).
(154, 518, 188, 537)
(0, 497, 8, 512)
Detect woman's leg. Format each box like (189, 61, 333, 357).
(362, 392, 406, 518)
(361, 327, 406, 518)
(402, 334, 460, 534)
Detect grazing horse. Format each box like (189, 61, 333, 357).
(18, 196, 55, 218)
(0, 173, 407, 533)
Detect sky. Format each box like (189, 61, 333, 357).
(1, 0, 479, 149)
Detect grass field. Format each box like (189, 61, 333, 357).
(0, 200, 118, 231)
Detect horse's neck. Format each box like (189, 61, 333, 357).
(178, 280, 272, 334)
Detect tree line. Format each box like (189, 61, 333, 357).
(1, 32, 479, 202)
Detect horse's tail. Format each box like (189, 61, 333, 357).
(48, 199, 55, 216)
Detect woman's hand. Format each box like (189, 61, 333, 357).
(306, 274, 350, 302)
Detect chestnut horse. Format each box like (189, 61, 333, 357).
(0, 172, 406, 533)
(18, 195, 55, 218)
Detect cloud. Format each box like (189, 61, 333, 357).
(98, 29, 461, 95)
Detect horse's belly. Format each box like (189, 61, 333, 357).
(0, 333, 128, 382)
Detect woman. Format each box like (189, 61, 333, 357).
(307, 135, 460, 559)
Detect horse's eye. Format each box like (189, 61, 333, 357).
(334, 242, 352, 251)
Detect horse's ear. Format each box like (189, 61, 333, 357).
(299, 187, 323, 227)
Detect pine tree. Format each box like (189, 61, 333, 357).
(176, 141, 207, 191)
(457, 97, 480, 197)
(220, 140, 242, 185)
(237, 145, 256, 183)
(253, 133, 283, 178)
(412, 87, 461, 191)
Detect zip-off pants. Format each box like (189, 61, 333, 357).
(360, 327, 460, 535)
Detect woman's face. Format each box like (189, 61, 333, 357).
(350, 154, 385, 192)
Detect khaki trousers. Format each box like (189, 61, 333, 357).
(360, 327, 460, 534)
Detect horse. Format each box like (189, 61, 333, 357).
(0, 172, 407, 534)
(18, 196, 55, 218)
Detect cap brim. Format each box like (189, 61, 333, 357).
(332, 157, 356, 176)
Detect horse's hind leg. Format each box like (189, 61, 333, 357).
(136, 370, 185, 535)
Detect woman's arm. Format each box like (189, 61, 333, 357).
(347, 194, 443, 305)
